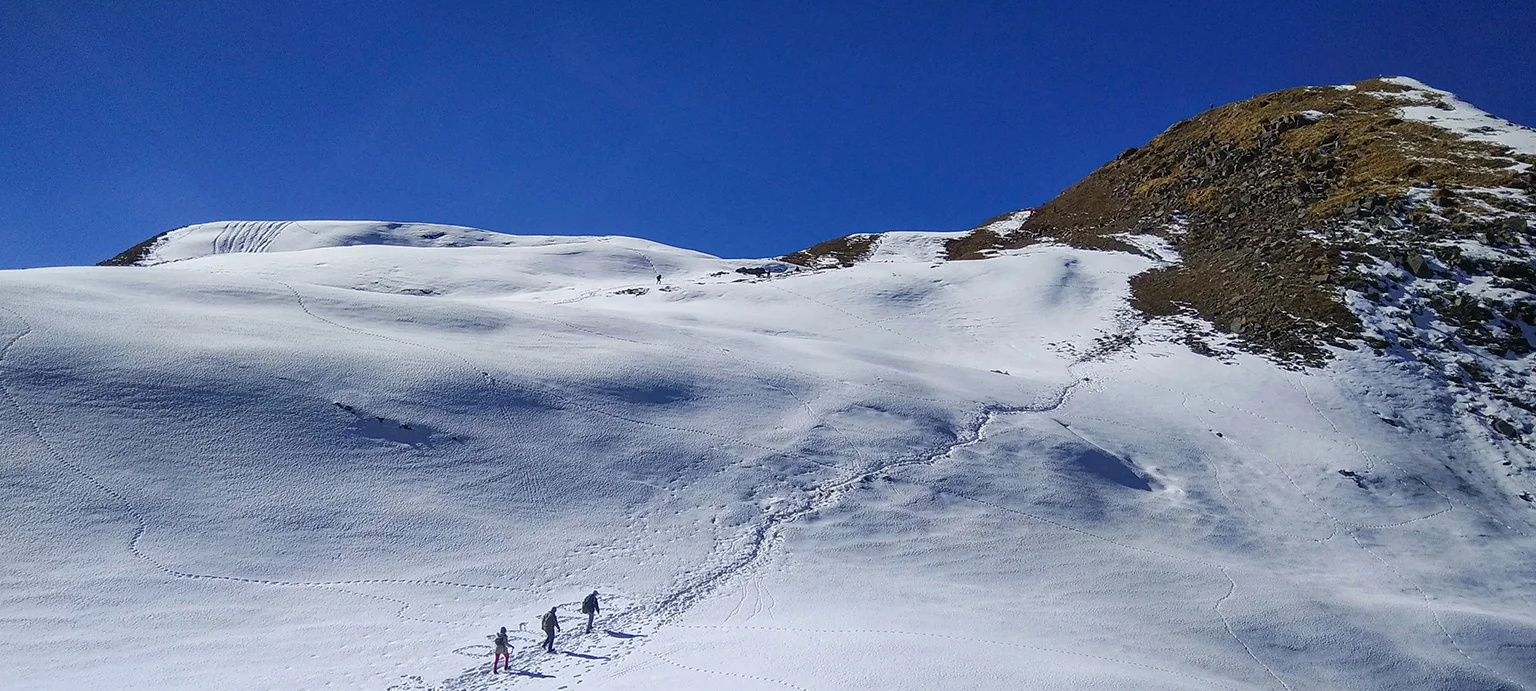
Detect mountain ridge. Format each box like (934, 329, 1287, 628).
(784, 76, 1536, 445)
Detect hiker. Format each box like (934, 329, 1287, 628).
(656, 274, 662, 284)
(540, 606, 561, 653)
(492, 626, 511, 673)
(580, 591, 600, 633)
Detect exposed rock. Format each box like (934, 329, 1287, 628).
(1404, 254, 1433, 278)
(780, 234, 879, 269)
(100, 230, 174, 266)
(1338, 469, 1369, 489)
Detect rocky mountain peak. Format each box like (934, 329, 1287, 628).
(787, 77, 1536, 443)
(948, 78, 1534, 360)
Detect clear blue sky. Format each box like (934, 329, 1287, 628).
(3, 1, 1533, 269)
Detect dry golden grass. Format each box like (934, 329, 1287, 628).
(1135, 174, 1178, 196)
(937, 77, 1534, 360)
(773, 76, 1533, 361)
(780, 234, 878, 268)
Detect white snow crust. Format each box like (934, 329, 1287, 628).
(1379, 77, 1536, 158)
(133, 220, 679, 266)
(865, 231, 966, 264)
(2, 221, 1534, 690)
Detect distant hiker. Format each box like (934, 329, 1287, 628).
(580, 591, 601, 633)
(493, 626, 511, 673)
(656, 274, 662, 284)
(540, 606, 561, 653)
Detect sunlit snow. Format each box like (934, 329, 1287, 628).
(1, 222, 1532, 690)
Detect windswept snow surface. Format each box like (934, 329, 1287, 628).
(1381, 76, 1536, 158)
(1, 223, 1533, 690)
(131, 220, 600, 266)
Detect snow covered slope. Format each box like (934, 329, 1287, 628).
(1379, 76, 1536, 156)
(3, 222, 1534, 690)
(101, 220, 609, 267)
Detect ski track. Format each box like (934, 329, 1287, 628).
(1198, 371, 1527, 687)
(210, 221, 232, 256)
(1170, 400, 1316, 543)
(205, 220, 295, 256)
(760, 576, 778, 622)
(712, 342, 871, 471)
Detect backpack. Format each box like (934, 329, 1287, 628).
(581, 594, 597, 614)
(541, 612, 556, 631)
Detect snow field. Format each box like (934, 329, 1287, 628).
(1, 225, 1533, 689)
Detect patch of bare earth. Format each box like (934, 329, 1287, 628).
(779, 234, 879, 268)
(100, 230, 174, 266)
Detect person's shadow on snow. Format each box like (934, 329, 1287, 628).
(605, 630, 644, 639)
(511, 670, 554, 678)
(562, 651, 610, 660)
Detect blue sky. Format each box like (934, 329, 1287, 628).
(3, 1, 1533, 269)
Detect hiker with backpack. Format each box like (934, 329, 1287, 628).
(580, 591, 600, 633)
(540, 606, 561, 653)
(492, 626, 511, 673)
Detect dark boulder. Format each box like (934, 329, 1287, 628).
(1404, 254, 1434, 278)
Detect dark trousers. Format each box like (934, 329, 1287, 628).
(586, 611, 595, 633)
(543, 629, 556, 652)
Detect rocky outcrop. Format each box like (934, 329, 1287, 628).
(779, 233, 879, 268)
(947, 78, 1535, 364)
(100, 230, 174, 266)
